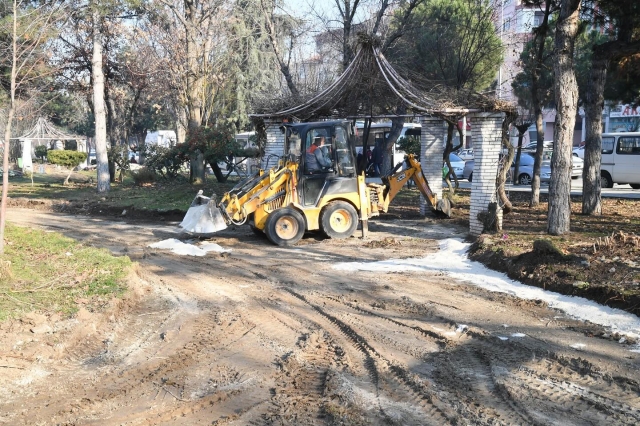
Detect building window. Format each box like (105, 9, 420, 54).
(533, 12, 545, 28)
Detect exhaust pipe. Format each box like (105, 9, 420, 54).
(179, 191, 228, 235)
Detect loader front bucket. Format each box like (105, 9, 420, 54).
(179, 192, 228, 235)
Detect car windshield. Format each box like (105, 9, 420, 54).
(449, 153, 463, 163)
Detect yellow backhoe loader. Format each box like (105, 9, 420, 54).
(180, 120, 450, 246)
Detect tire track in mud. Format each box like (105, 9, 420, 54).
(283, 287, 456, 425)
(435, 344, 541, 426)
(312, 291, 640, 425)
(317, 293, 450, 349)
(505, 365, 640, 425)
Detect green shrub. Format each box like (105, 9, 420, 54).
(35, 145, 48, 163)
(131, 167, 157, 185)
(47, 150, 87, 168)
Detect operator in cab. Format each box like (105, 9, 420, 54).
(306, 136, 332, 172)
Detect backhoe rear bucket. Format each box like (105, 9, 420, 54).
(435, 197, 452, 218)
(179, 191, 228, 235)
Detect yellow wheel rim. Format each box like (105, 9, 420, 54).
(329, 209, 352, 234)
(275, 215, 299, 240)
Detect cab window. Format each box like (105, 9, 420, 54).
(334, 125, 355, 177)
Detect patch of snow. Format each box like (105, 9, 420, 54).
(497, 336, 509, 341)
(570, 343, 586, 350)
(455, 324, 468, 333)
(148, 238, 230, 256)
(511, 333, 526, 338)
(333, 238, 640, 343)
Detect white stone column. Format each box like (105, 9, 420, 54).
(21, 139, 33, 172)
(261, 119, 286, 170)
(469, 112, 504, 236)
(419, 116, 445, 215)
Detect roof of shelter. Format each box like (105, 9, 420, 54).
(251, 34, 515, 121)
(12, 117, 85, 141)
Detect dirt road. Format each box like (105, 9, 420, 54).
(1, 209, 639, 425)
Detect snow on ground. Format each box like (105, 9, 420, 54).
(149, 239, 230, 256)
(334, 238, 640, 348)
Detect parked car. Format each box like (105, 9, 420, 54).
(444, 153, 465, 179)
(463, 160, 474, 181)
(600, 132, 640, 189)
(456, 148, 474, 161)
(572, 146, 585, 159)
(522, 141, 553, 152)
(463, 153, 552, 185)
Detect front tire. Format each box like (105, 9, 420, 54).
(264, 208, 306, 246)
(467, 172, 473, 182)
(320, 201, 358, 239)
(518, 173, 532, 185)
(630, 184, 640, 189)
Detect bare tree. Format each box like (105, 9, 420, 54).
(527, 1, 558, 207)
(90, 2, 110, 192)
(548, 0, 581, 235)
(0, 0, 65, 253)
(154, 0, 228, 183)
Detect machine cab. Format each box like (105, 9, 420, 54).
(283, 121, 357, 206)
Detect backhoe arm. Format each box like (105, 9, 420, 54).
(377, 154, 450, 217)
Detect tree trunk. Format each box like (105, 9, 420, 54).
(0, 1, 17, 255)
(513, 123, 531, 185)
(382, 106, 405, 176)
(443, 121, 461, 195)
(497, 113, 516, 214)
(548, 0, 581, 236)
(529, 0, 553, 207)
(582, 56, 607, 215)
(92, 6, 110, 193)
(0, 107, 14, 256)
(190, 149, 205, 184)
(530, 111, 545, 206)
(513, 133, 525, 184)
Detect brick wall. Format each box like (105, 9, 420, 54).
(469, 113, 504, 236)
(419, 116, 445, 216)
(261, 119, 285, 170)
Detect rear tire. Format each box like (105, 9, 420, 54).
(320, 201, 358, 239)
(467, 172, 472, 182)
(600, 171, 613, 188)
(630, 184, 640, 189)
(264, 208, 305, 246)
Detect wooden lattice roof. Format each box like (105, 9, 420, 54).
(251, 35, 515, 121)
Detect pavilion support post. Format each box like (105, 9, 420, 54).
(469, 112, 504, 236)
(419, 116, 445, 216)
(261, 119, 286, 171)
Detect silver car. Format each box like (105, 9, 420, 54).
(463, 153, 552, 185)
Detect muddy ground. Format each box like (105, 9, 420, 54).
(1, 208, 639, 425)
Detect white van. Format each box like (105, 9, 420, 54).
(600, 132, 640, 189)
(355, 122, 421, 167)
